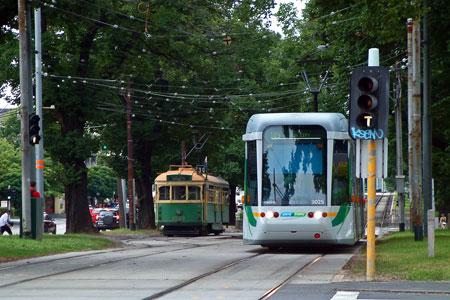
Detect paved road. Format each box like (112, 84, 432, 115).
(1, 232, 448, 299)
(0, 233, 360, 299)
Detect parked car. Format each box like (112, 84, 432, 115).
(43, 213, 56, 234)
(90, 208, 104, 223)
(94, 209, 120, 231)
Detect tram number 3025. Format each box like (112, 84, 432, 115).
(172, 216, 186, 221)
(311, 199, 325, 205)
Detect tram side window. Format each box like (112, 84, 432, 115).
(215, 190, 220, 203)
(207, 188, 215, 203)
(159, 186, 170, 200)
(188, 186, 200, 200)
(172, 186, 186, 200)
(331, 140, 350, 206)
(246, 141, 258, 206)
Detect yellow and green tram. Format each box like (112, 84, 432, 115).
(154, 165, 230, 236)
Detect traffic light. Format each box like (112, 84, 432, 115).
(349, 66, 390, 140)
(11, 189, 16, 201)
(102, 145, 107, 150)
(29, 114, 41, 145)
(7, 188, 11, 200)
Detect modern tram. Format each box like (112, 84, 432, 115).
(242, 113, 365, 247)
(154, 165, 230, 236)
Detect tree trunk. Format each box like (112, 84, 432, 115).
(65, 161, 97, 233)
(136, 141, 156, 229)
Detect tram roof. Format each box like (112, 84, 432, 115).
(244, 113, 348, 134)
(155, 165, 229, 187)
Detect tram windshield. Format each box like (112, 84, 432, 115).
(262, 125, 327, 206)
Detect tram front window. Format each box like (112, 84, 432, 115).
(159, 186, 170, 200)
(172, 186, 186, 200)
(262, 125, 327, 206)
(188, 186, 200, 200)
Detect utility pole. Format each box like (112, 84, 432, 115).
(407, 18, 423, 241)
(126, 80, 136, 231)
(18, 0, 32, 237)
(34, 7, 44, 204)
(394, 63, 406, 231)
(422, 0, 432, 237)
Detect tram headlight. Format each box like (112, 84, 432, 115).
(265, 210, 274, 219)
(314, 211, 322, 219)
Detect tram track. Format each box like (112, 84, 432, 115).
(258, 255, 323, 300)
(142, 252, 264, 300)
(140, 249, 325, 300)
(0, 236, 236, 289)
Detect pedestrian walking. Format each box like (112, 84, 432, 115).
(439, 214, 447, 229)
(0, 210, 13, 235)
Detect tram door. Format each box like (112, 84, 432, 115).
(214, 188, 222, 224)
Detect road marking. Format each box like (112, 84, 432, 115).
(330, 291, 359, 300)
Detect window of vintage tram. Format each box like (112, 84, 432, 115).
(216, 190, 221, 203)
(159, 186, 170, 200)
(188, 186, 200, 200)
(209, 188, 215, 203)
(172, 186, 186, 200)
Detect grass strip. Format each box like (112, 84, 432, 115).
(346, 230, 450, 281)
(0, 234, 114, 262)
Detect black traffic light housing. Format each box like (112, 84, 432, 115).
(29, 114, 41, 145)
(349, 66, 390, 140)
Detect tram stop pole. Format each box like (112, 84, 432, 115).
(366, 140, 377, 281)
(366, 48, 379, 281)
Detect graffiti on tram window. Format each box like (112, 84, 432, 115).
(350, 127, 384, 140)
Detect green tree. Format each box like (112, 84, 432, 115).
(87, 165, 116, 205)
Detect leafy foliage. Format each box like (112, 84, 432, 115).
(0, 0, 448, 232)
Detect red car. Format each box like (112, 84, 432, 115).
(90, 208, 104, 223)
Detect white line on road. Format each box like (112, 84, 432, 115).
(330, 291, 359, 300)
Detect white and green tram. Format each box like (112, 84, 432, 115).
(242, 113, 365, 248)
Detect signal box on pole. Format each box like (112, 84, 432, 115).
(349, 66, 390, 140)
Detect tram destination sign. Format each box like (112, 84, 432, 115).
(167, 174, 192, 182)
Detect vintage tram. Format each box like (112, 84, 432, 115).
(154, 165, 230, 236)
(242, 113, 365, 248)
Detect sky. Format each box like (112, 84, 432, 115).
(270, 0, 305, 34)
(0, 1, 306, 110)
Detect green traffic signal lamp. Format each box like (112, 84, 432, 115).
(102, 145, 107, 150)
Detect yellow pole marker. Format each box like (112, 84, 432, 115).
(366, 139, 376, 281)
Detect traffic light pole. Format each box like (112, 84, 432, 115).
(18, 0, 32, 237)
(366, 48, 379, 281)
(366, 139, 377, 281)
(35, 7, 44, 203)
(349, 48, 389, 281)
